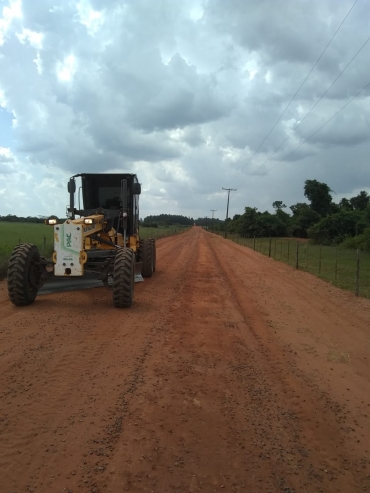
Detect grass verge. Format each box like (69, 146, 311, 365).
(228, 235, 370, 300)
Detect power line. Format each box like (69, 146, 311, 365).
(222, 188, 237, 239)
(242, 32, 370, 181)
(239, 0, 358, 175)
(265, 78, 370, 174)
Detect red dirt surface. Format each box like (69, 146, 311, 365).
(1, 226, 370, 493)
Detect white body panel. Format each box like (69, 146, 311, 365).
(54, 222, 84, 276)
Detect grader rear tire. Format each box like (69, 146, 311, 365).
(7, 243, 41, 306)
(112, 248, 135, 308)
(141, 239, 154, 278)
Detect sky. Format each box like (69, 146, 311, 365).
(1, 0, 370, 220)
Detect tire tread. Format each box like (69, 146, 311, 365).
(112, 248, 135, 308)
(7, 243, 40, 306)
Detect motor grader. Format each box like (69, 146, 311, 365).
(7, 173, 156, 308)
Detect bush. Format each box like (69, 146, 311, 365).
(142, 222, 158, 228)
(340, 227, 370, 251)
(308, 210, 368, 245)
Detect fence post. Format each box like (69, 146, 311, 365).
(334, 247, 338, 281)
(273, 239, 276, 257)
(268, 238, 272, 258)
(319, 244, 322, 274)
(355, 249, 360, 296)
(41, 236, 46, 256)
(253, 236, 256, 251)
(287, 240, 290, 262)
(306, 244, 308, 269)
(280, 239, 283, 260)
(295, 241, 299, 269)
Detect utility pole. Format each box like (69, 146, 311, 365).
(210, 209, 217, 233)
(222, 187, 237, 239)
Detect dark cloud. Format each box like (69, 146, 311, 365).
(0, 0, 369, 219)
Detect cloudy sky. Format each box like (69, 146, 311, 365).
(1, 0, 370, 220)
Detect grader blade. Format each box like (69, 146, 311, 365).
(135, 261, 144, 282)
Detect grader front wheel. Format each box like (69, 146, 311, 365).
(7, 243, 42, 306)
(112, 248, 135, 308)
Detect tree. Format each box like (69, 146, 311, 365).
(256, 212, 288, 237)
(290, 203, 321, 238)
(339, 198, 353, 210)
(308, 210, 368, 244)
(272, 201, 287, 210)
(237, 207, 258, 236)
(304, 179, 332, 217)
(350, 191, 369, 211)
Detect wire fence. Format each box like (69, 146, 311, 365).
(215, 232, 370, 300)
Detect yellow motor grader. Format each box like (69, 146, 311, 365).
(7, 173, 156, 308)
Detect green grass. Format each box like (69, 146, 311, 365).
(0, 222, 54, 279)
(139, 225, 188, 239)
(0, 222, 188, 280)
(231, 235, 370, 299)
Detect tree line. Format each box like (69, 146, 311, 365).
(0, 214, 194, 227)
(2, 180, 370, 250)
(219, 179, 370, 251)
(0, 215, 47, 223)
(141, 214, 194, 227)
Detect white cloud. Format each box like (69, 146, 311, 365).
(76, 0, 104, 36)
(0, 88, 6, 107)
(33, 50, 42, 74)
(0, 149, 69, 216)
(16, 27, 43, 48)
(56, 54, 77, 82)
(0, 0, 22, 46)
(0, 0, 369, 220)
(189, 5, 203, 22)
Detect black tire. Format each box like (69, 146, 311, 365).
(112, 248, 135, 308)
(141, 239, 154, 278)
(150, 239, 156, 273)
(7, 243, 41, 306)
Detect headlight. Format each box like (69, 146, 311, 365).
(45, 218, 58, 225)
(84, 218, 94, 224)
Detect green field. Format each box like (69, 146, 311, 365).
(228, 235, 370, 299)
(0, 222, 187, 280)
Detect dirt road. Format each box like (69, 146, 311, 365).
(1, 227, 370, 493)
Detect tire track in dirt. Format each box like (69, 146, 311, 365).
(1, 227, 370, 492)
(0, 228, 198, 492)
(205, 232, 370, 491)
(75, 229, 200, 492)
(105, 232, 370, 492)
(219, 237, 370, 332)
(102, 228, 363, 492)
(203, 231, 364, 491)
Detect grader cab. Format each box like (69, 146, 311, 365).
(7, 173, 156, 308)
